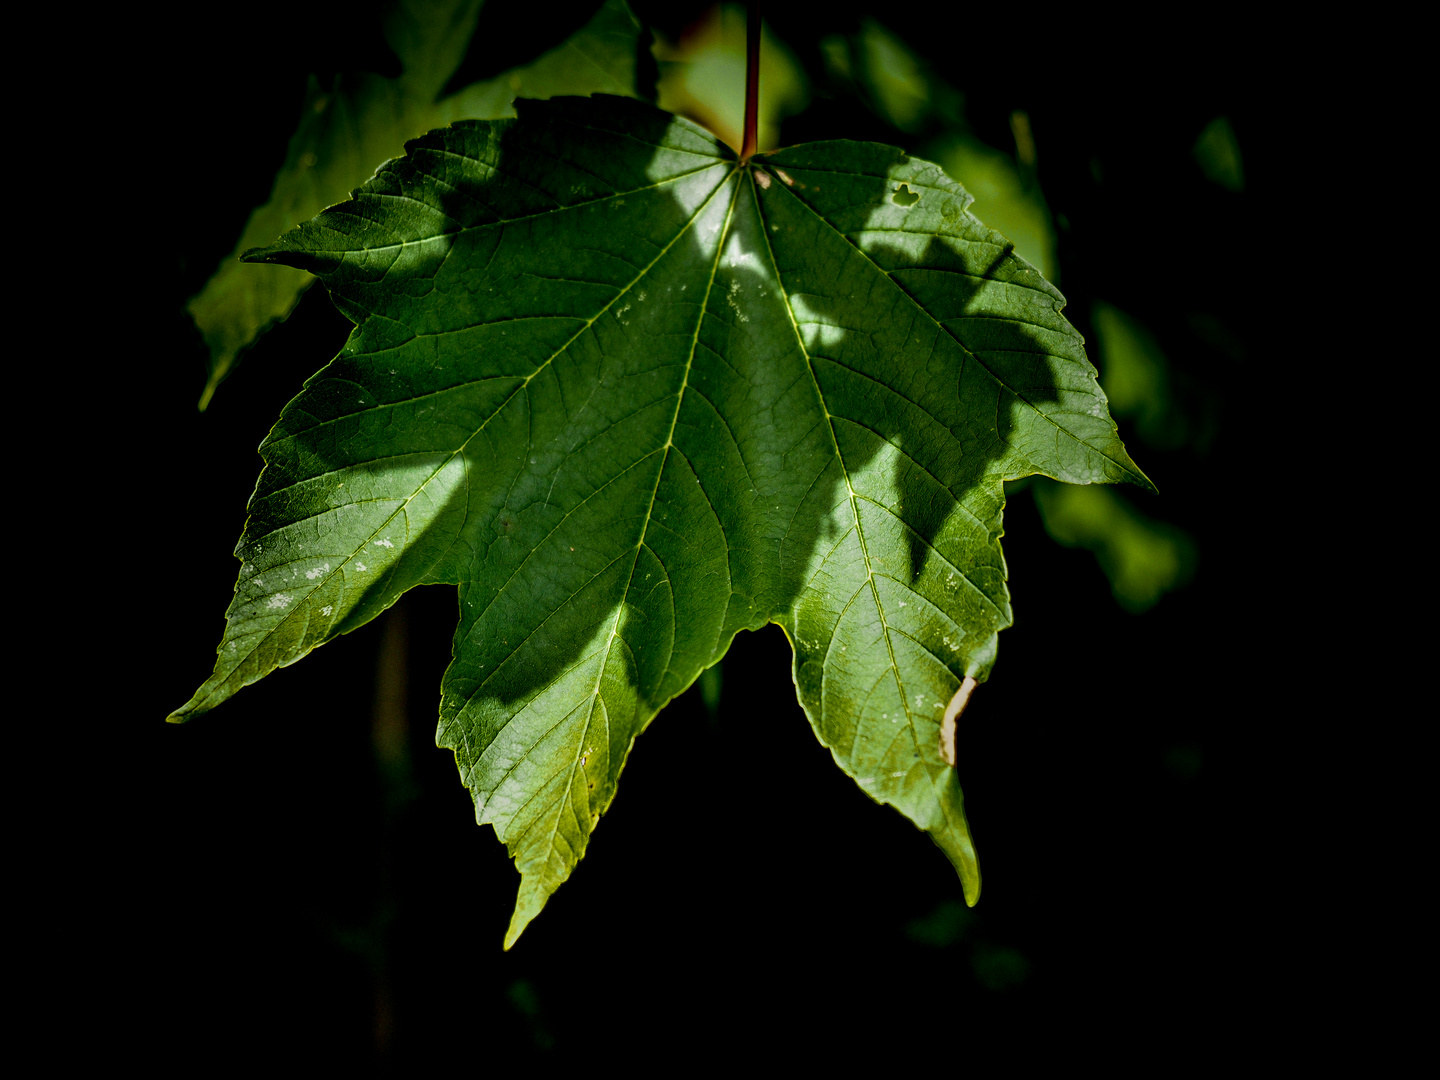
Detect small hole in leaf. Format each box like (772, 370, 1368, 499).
(892, 184, 920, 207)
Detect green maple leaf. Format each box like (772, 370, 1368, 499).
(171, 95, 1149, 947)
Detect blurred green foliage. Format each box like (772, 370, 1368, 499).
(1193, 115, 1245, 192)
(1035, 301, 1202, 611)
(1093, 301, 1188, 451)
(1033, 480, 1196, 612)
(906, 899, 1031, 990)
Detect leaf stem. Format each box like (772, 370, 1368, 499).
(740, 1, 760, 162)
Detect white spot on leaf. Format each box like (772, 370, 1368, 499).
(725, 281, 750, 323)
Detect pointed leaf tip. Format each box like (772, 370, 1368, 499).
(930, 823, 982, 906)
(166, 697, 204, 724)
(240, 244, 314, 271)
(504, 906, 539, 951)
(1128, 460, 1159, 495)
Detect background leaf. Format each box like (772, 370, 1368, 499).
(187, 0, 642, 408)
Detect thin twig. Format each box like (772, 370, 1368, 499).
(740, 1, 760, 162)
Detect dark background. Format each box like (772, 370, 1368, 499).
(85, 0, 1333, 1067)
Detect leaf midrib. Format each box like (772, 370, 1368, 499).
(750, 169, 934, 791)
(506, 165, 744, 889)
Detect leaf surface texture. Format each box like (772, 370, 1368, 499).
(173, 96, 1146, 945)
